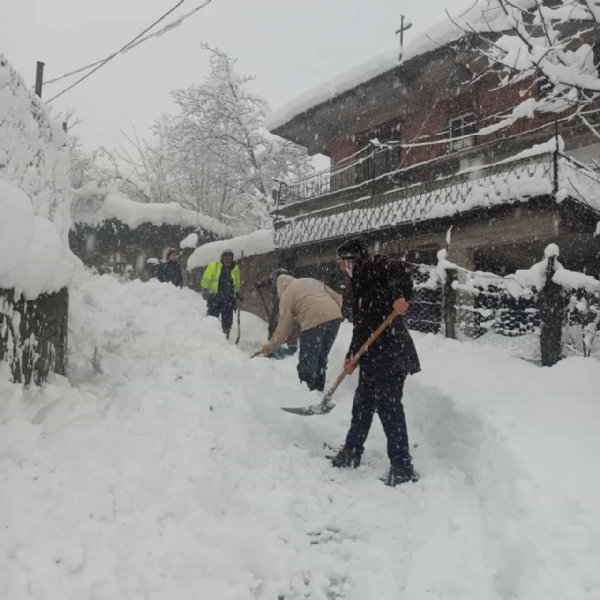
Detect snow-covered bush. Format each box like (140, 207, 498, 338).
(0, 55, 72, 245)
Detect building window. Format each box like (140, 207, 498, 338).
(448, 113, 477, 152)
(356, 120, 402, 183)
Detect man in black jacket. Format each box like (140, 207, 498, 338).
(331, 237, 421, 486)
(158, 249, 183, 288)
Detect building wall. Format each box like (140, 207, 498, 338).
(324, 72, 554, 173)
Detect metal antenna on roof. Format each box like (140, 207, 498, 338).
(395, 14, 412, 62)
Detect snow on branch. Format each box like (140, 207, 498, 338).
(459, 0, 600, 135)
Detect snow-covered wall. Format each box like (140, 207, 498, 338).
(0, 55, 71, 245)
(0, 180, 75, 300)
(72, 191, 237, 238)
(187, 230, 275, 270)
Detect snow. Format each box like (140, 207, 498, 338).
(179, 232, 198, 249)
(275, 146, 600, 249)
(516, 244, 600, 293)
(275, 157, 557, 248)
(72, 192, 237, 237)
(1, 272, 599, 598)
(187, 229, 275, 270)
(0, 179, 76, 299)
(0, 55, 71, 246)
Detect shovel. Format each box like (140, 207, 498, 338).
(282, 310, 400, 416)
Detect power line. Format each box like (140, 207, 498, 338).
(45, 0, 214, 104)
(45, 0, 185, 86)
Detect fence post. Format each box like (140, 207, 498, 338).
(442, 267, 458, 339)
(538, 254, 564, 366)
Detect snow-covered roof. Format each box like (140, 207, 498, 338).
(187, 230, 274, 270)
(72, 192, 237, 238)
(0, 179, 76, 299)
(266, 2, 517, 132)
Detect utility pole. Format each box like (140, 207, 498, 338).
(395, 15, 412, 62)
(34, 61, 45, 98)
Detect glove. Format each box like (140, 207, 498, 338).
(344, 358, 357, 375)
(202, 290, 210, 300)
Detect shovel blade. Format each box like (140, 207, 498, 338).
(281, 397, 336, 416)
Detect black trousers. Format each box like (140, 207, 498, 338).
(207, 295, 235, 335)
(297, 318, 342, 391)
(344, 364, 412, 467)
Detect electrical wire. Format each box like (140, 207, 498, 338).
(45, 0, 213, 104)
(44, 0, 185, 86)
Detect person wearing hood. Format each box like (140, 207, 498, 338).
(330, 237, 421, 487)
(201, 249, 240, 338)
(158, 249, 183, 288)
(260, 273, 343, 392)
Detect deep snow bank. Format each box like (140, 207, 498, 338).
(0, 179, 75, 298)
(1, 274, 599, 599)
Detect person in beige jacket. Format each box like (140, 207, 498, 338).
(260, 273, 343, 391)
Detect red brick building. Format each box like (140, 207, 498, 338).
(268, 31, 600, 277)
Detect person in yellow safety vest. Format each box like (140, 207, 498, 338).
(201, 249, 241, 339)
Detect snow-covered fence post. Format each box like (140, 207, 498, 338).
(538, 248, 565, 367)
(442, 268, 458, 340)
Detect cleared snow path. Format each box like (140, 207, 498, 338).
(1, 275, 598, 599)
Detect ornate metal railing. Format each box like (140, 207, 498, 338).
(274, 152, 556, 249)
(276, 143, 399, 206)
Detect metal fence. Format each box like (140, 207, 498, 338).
(404, 261, 600, 364)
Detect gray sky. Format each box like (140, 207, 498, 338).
(2, 0, 472, 151)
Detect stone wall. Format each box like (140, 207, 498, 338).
(0, 287, 68, 385)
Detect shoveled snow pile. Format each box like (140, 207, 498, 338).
(179, 232, 198, 249)
(1, 273, 599, 598)
(72, 191, 237, 238)
(0, 179, 76, 299)
(0, 55, 71, 245)
(188, 229, 274, 270)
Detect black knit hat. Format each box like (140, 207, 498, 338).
(221, 249, 234, 258)
(337, 237, 369, 260)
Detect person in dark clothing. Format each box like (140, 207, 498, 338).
(330, 237, 421, 486)
(201, 249, 241, 338)
(157, 249, 183, 287)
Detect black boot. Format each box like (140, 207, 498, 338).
(329, 446, 361, 468)
(385, 462, 419, 486)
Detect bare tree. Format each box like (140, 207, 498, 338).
(454, 0, 600, 136)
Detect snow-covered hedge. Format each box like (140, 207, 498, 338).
(0, 55, 71, 245)
(72, 190, 237, 238)
(0, 180, 75, 299)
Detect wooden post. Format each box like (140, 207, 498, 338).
(538, 255, 564, 366)
(443, 268, 458, 339)
(35, 61, 45, 98)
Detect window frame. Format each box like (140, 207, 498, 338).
(447, 113, 477, 152)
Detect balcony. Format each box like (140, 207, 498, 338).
(272, 145, 600, 250)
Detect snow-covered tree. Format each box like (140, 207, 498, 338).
(458, 0, 600, 136)
(151, 46, 311, 227)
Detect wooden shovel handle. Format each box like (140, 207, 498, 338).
(350, 309, 399, 365)
(324, 310, 399, 399)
